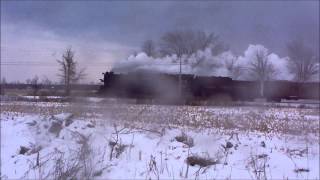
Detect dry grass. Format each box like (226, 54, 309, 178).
(22, 132, 94, 180)
(1, 101, 319, 136)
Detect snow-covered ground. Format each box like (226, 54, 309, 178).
(1, 100, 319, 179)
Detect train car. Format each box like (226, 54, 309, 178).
(99, 71, 319, 104)
(100, 71, 183, 104)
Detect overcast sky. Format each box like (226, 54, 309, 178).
(1, 1, 319, 83)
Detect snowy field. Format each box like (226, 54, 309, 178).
(1, 99, 319, 179)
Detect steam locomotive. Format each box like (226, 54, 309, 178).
(99, 71, 319, 104)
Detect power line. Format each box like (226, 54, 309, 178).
(1, 61, 105, 67)
(1, 62, 190, 66)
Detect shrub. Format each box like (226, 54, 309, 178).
(175, 133, 194, 147)
(186, 155, 219, 167)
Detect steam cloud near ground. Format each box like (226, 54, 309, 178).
(112, 44, 295, 81)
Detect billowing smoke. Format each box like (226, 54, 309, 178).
(112, 44, 293, 81)
(236, 44, 293, 81)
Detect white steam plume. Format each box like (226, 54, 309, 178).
(112, 44, 294, 81)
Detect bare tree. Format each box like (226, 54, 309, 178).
(248, 49, 276, 97)
(13, 80, 21, 85)
(132, 51, 138, 57)
(160, 30, 226, 95)
(160, 30, 212, 57)
(26, 78, 31, 85)
(224, 56, 242, 80)
(57, 48, 86, 96)
(287, 39, 319, 82)
(41, 76, 52, 86)
(1, 77, 7, 85)
(211, 42, 229, 56)
(30, 75, 41, 97)
(41, 76, 56, 96)
(142, 40, 157, 57)
(0, 77, 7, 95)
(160, 30, 227, 58)
(160, 30, 192, 95)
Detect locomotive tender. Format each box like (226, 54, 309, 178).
(99, 71, 319, 104)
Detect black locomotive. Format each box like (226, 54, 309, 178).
(99, 71, 319, 104)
